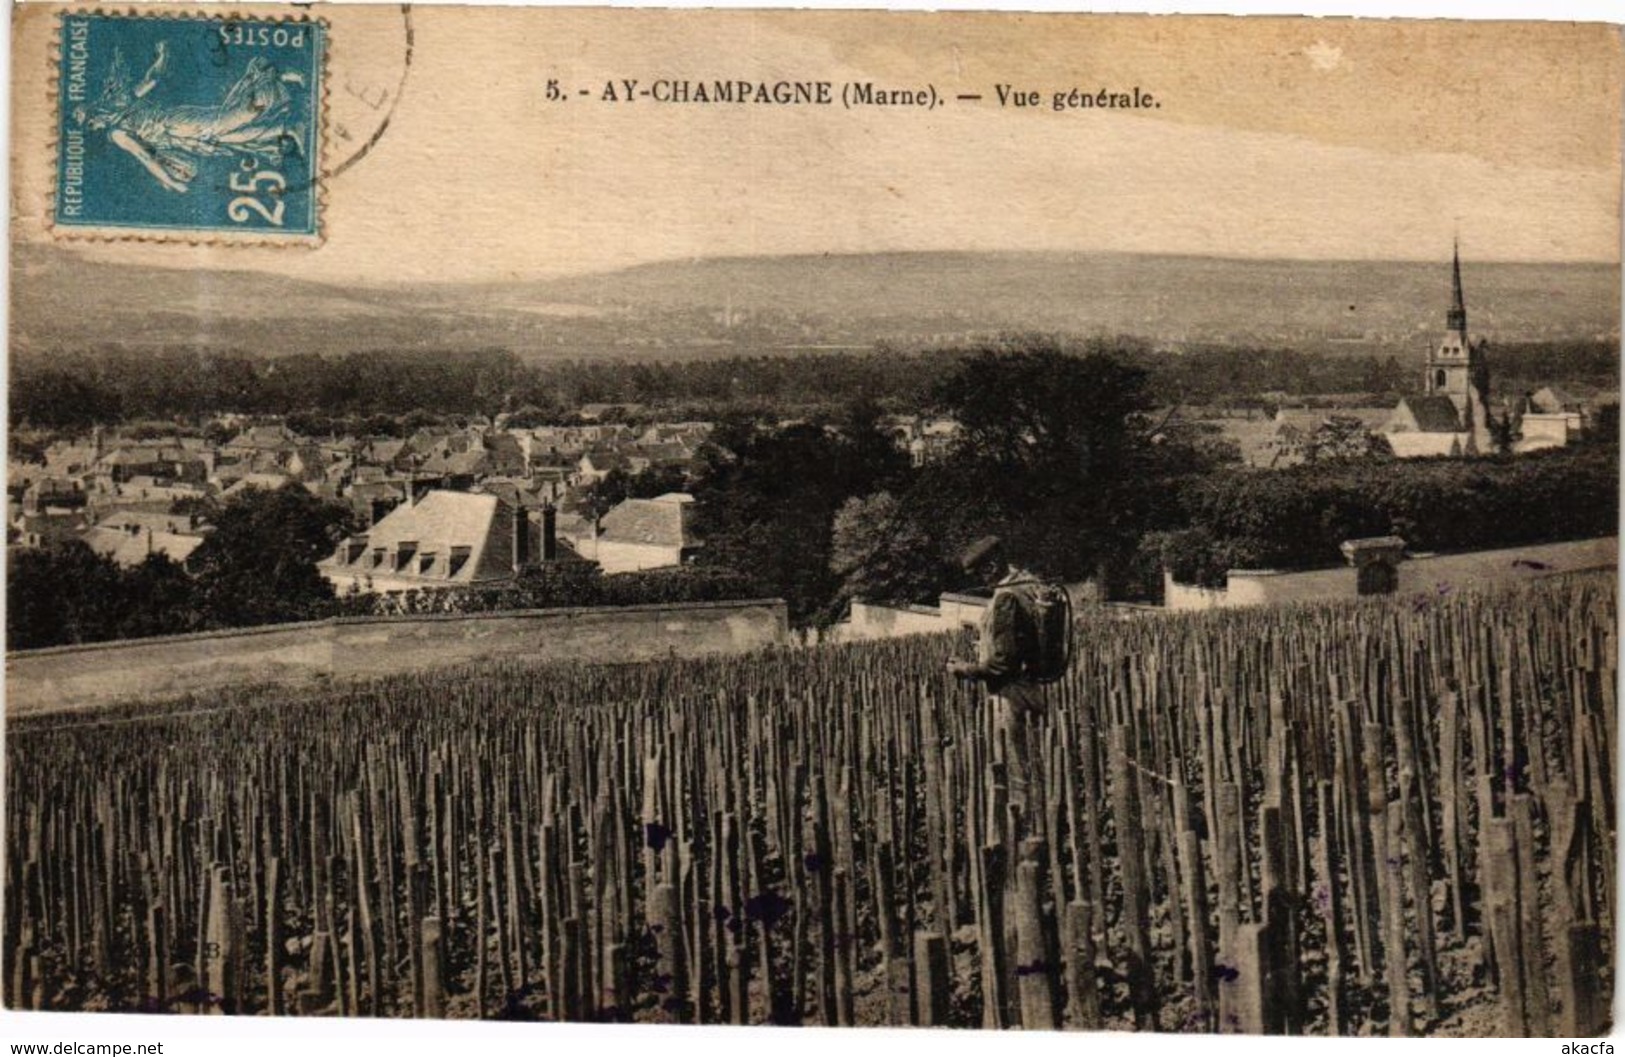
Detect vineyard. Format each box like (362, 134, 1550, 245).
(5, 572, 1615, 1034)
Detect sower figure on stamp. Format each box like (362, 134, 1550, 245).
(83, 43, 309, 195)
(946, 535, 1073, 843)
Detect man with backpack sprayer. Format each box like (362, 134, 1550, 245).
(946, 535, 1074, 841)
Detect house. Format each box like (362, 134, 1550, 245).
(577, 450, 632, 485)
(87, 510, 210, 537)
(630, 440, 699, 472)
(323, 459, 355, 491)
(95, 446, 169, 484)
(43, 438, 103, 476)
(528, 466, 573, 502)
(362, 437, 408, 468)
(81, 527, 208, 570)
(420, 448, 490, 491)
(574, 492, 701, 574)
(19, 475, 88, 513)
(91, 475, 208, 512)
(885, 415, 961, 466)
(350, 463, 394, 486)
(1515, 413, 1578, 453)
(638, 422, 713, 447)
(553, 510, 598, 551)
(283, 445, 331, 483)
(221, 424, 300, 464)
(15, 510, 90, 549)
(525, 427, 592, 461)
(1512, 387, 1588, 453)
(320, 489, 549, 594)
(346, 480, 409, 527)
(475, 477, 555, 513)
(395, 428, 458, 469)
(482, 432, 528, 477)
(8, 459, 45, 494)
(81, 511, 211, 570)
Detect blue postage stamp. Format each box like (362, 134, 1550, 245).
(54, 12, 324, 241)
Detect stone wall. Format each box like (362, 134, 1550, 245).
(7, 599, 788, 716)
(1164, 536, 1617, 612)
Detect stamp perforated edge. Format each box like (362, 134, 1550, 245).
(45, 6, 330, 248)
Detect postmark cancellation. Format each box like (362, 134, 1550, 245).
(51, 9, 325, 244)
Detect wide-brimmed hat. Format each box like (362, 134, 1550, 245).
(958, 534, 1003, 572)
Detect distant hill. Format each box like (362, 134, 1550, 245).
(11, 244, 1619, 362)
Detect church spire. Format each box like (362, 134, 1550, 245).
(1446, 238, 1467, 334)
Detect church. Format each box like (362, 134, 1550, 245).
(1383, 244, 1496, 457)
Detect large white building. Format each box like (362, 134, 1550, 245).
(320, 489, 542, 594)
(571, 493, 701, 575)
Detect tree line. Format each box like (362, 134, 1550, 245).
(13, 339, 1615, 431)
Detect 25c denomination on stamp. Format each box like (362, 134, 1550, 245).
(52, 11, 325, 244)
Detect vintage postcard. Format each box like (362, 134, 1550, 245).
(4, 1, 1620, 1049)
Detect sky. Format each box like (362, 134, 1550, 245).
(8, 4, 1622, 285)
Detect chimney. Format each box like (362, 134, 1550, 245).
(541, 502, 558, 563)
(512, 502, 531, 571)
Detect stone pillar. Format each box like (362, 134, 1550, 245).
(1340, 536, 1406, 596)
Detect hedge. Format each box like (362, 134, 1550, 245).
(1165, 443, 1617, 576)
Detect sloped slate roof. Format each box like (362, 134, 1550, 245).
(1395, 395, 1464, 433)
(350, 480, 408, 502)
(45, 444, 100, 471)
(20, 511, 88, 538)
(223, 472, 293, 496)
(598, 494, 697, 548)
(633, 441, 695, 465)
(93, 511, 206, 535)
(228, 425, 297, 450)
(421, 448, 489, 476)
(364, 438, 408, 464)
(82, 527, 206, 568)
(553, 512, 595, 543)
(1531, 386, 1582, 414)
(475, 477, 552, 509)
(99, 446, 164, 466)
(580, 450, 632, 471)
(341, 490, 515, 583)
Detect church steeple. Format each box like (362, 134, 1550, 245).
(1446, 238, 1467, 335)
(1426, 241, 1473, 399)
